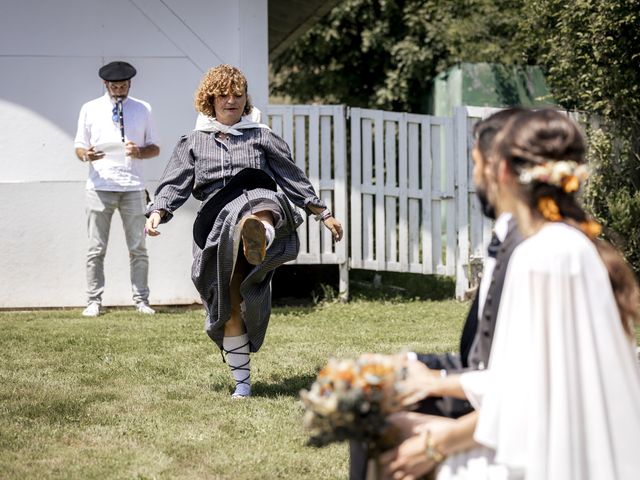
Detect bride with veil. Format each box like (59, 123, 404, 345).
(381, 108, 640, 480)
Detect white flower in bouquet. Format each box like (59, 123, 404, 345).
(300, 354, 411, 453)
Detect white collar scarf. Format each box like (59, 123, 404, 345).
(194, 107, 270, 136)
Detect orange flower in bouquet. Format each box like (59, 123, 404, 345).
(300, 354, 411, 456)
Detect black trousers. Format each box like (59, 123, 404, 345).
(348, 353, 474, 480)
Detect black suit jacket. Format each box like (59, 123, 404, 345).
(465, 219, 522, 370)
(459, 293, 479, 368)
(416, 218, 523, 416)
(349, 220, 523, 480)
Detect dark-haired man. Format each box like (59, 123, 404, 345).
(74, 61, 160, 316)
(350, 108, 524, 479)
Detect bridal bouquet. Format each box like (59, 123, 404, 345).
(300, 354, 410, 455)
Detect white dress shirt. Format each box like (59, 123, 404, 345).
(74, 93, 158, 191)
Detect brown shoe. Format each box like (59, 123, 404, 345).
(241, 215, 266, 265)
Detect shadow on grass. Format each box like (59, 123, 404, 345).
(205, 373, 317, 398)
(272, 265, 456, 305)
(349, 269, 455, 301)
(251, 373, 318, 398)
(271, 304, 317, 317)
(206, 374, 317, 398)
(96, 304, 203, 316)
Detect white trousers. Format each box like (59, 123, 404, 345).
(85, 189, 149, 304)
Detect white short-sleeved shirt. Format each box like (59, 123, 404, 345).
(74, 93, 159, 191)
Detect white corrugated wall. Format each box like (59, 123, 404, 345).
(0, 0, 268, 307)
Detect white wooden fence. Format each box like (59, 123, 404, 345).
(267, 104, 498, 300)
(454, 106, 500, 298)
(349, 108, 457, 276)
(267, 105, 349, 296)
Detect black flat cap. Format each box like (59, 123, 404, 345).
(99, 61, 137, 81)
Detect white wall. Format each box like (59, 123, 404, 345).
(0, 0, 268, 307)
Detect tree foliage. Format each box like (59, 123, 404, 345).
(272, 0, 640, 272)
(271, 0, 524, 112)
(520, 0, 640, 121)
(521, 0, 640, 272)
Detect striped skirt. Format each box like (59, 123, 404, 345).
(191, 188, 304, 353)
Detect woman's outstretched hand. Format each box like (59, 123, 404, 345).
(145, 211, 163, 236)
(323, 216, 343, 242)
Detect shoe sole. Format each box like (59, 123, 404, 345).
(241, 216, 266, 266)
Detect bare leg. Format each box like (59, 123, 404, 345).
(223, 254, 251, 397)
(225, 208, 274, 334)
(253, 210, 274, 226)
(225, 255, 248, 336)
(222, 210, 275, 398)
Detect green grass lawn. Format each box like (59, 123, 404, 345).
(0, 300, 468, 480)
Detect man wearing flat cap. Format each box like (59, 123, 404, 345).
(74, 61, 160, 317)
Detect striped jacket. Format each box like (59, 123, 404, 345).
(148, 128, 326, 352)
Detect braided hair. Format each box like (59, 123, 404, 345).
(495, 108, 639, 336)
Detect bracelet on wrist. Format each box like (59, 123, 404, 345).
(151, 209, 164, 218)
(315, 209, 332, 222)
(424, 430, 445, 463)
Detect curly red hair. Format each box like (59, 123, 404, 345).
(194, 64, 253, 117)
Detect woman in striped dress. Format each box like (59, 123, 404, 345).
(145, 64, 343, 398)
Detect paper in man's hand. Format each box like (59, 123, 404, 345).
(94, 142, 127, 165)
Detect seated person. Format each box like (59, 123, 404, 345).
(350, 108, 524, 479)
(381, 108, 640, 480)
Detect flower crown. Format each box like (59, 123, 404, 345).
(518, 160, 589, 193)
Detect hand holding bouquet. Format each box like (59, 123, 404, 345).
(300, 354, 418, 456)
